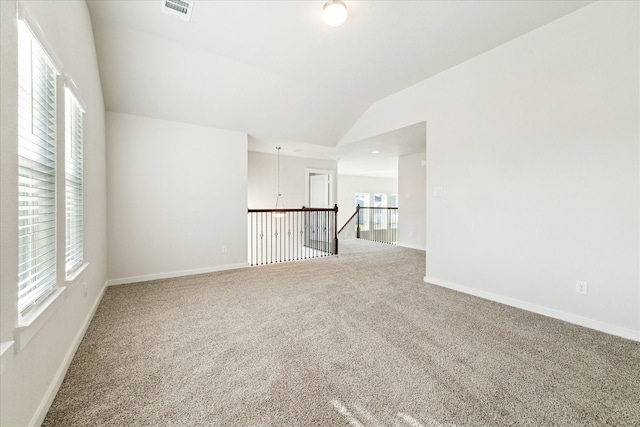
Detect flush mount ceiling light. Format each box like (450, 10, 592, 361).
(323, 0, 348, 27)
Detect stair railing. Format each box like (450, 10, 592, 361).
(337, 206, 398, 245)
(248, 205, 338, 266)
(337, 205, 361, 240)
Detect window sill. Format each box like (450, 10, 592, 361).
(0, 341, 14, 374)
(66, 262, 89, 285)
(15, 287, 66, 352)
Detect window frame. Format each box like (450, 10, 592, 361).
(390, 194, 398, 229)
(16, 18, 61, 316)
(64, 85, 85, 278)
(373, 193, 388, 230)
(354, 193, 370, 231)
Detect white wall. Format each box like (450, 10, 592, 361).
(107, 112, 248, 283)
(0, 1, 108, 425)
(341, 1, 640, 339)
(336, 174, 398, 226)
(398, 153, 426, 250)
(248, 151, 337, 209)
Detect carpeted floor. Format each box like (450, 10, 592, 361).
(43, 240, 640, 426)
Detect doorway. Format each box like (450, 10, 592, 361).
(305, 169, 335, 248)
(309, 174, 330, 208)
(305, 168, 335, 208)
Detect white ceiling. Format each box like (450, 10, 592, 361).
(87, 0, 591, 177)
(249, 121, 426, 178)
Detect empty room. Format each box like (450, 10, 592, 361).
(0, 1, 639, 426)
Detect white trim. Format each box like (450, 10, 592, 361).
(15, 287, 66, 352)
(305, 168, 336, 208)
(0, 341, 15, 375)
(30, 280, 108, 427)
(64, 78, 87, 112)
(106, 263, 250, 287)
(17, 2, 63, 73)
(397, 242, 425, 251)
(65, 262, 89, 284)
(424, 276, 640, 342)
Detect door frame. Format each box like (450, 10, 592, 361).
(305, 168, 335, 208)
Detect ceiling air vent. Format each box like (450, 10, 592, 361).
(160, 0, 193, 22)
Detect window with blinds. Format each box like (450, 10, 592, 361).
(17, 21, 59, 314)
(65, 89, 84, 276)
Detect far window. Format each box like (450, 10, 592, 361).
(65, 88, 84, 276)
(373, 193, 388, 229)
(355, 193, 369, 230)
(390, 194, 398, 228)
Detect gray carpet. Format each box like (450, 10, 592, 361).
(43, 240, 640, 426)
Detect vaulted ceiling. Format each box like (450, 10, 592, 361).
(88, 0, 591, 175)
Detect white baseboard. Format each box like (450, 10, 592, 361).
(30, 280, 108, 427)
(397, 242, 426, 251)
(106, 263, 250, 287)
(424, 276, 640, 342)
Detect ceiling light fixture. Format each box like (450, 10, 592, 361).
(371, 150, 380, 154)
(323, 0, 348, 27)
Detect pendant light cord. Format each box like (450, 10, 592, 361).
(273, 147, 285, 215)
(276, 146, 281, 197)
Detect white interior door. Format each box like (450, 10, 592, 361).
(309, 174, 330, 208)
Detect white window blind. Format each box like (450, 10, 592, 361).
(65, 89, 84, 276)
(17, 20, 58, 314)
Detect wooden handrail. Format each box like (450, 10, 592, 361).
(337, 206, 398, 235)
(248, 207, 336, 213)
(338, 205, 360, 235)
(337, 206, 399, 244)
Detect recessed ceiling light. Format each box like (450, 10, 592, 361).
(371, 150, 380, 154)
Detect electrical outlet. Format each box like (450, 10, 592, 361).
(221, 245, 228, 253)
(83, 280, 87, 297)
(576, 280, 588, 295)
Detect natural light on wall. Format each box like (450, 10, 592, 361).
(323, 0, 348, 27)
